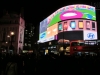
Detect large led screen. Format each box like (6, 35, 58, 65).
(39, 4, 96, 43)
(47, 23, 58, 38)
(39, 23, 58, 43)
(39, 19, 48, 33)
(57, 19, 97, 41)
(47, 4, 96, 27)
(58, 19, 97, 32)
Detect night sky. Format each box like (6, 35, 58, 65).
(0, 1, 93, 24)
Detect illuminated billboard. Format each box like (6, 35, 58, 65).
(39, 4, 96, 43)
(58, 19, 97, 32)
(84, 30, 97, 40)
(47, 23, 58, 38)
(47, 4, 96, 27)
(57, 20, 97, 41)
(39, 18, 48, 34)
(39, 23, 58, 42)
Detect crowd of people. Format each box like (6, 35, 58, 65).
(0, 52, 100, 75)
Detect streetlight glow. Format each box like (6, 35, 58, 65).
(11, 32, 14, 35)
(6, 42, 8, 43)
(7, 35, 10, 37)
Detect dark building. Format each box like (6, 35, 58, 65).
(23, 23, 35, 51)
(0, 11, 25, 54)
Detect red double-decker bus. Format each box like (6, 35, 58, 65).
(65, 40, 100, 55)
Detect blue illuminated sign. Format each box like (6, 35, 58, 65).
(40, 32, 46, 39)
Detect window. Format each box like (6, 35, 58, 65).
(25, 43, 27, 46)
(25, 37, 27, 39)
(25, 32, 27, 34)
(15, 20, 19, 24)
(29, 35, 31, 37)
(28, 44, 31, 47)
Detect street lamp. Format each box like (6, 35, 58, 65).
(11, 32, 14, 35)
(10, 31, 14, 44)
(6, 32, 15, 54)
(9, 32, 15, 54)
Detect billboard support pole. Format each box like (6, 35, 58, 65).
(63, 24, 64, 53)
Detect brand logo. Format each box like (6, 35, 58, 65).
(40, 32, 46, 39)
(87, 33, 95, 39)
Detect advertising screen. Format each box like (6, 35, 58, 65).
(47, 4, 96, 27)
(86, 21, 90, 30)
(39, 23, 58, 43)
(39, 19, 48, 34)
(92, 22, 96, 30)
(78, 21, 84, 29)
(58, 23, 63, 31)
(84, 30, 97, 40)
(39, 4, 96, 43)
(39, 31, 46, 40)
(47, 23, 58, 38)
(70, 21, 76, 29)
(58, 19, 97, 32)
(38, 36, 55, 43)
(57, 19, 97, 41)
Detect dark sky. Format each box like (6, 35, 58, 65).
(0, 0, 93, 24)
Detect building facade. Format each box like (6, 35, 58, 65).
(0, 12, 25, 54)
(23, 23, 35, 51)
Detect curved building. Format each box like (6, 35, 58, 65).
(38, 4, 97, 52)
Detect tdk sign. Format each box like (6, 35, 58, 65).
(87, 33, 95, 39)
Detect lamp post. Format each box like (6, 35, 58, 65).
(10, 32, 14, 45)
(10, 32, 14, 46)
(63, 23, 64, 53)
(7, 35, 10, 53)
(10, 32, 14, 53)
(9, 32, 14, 54)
